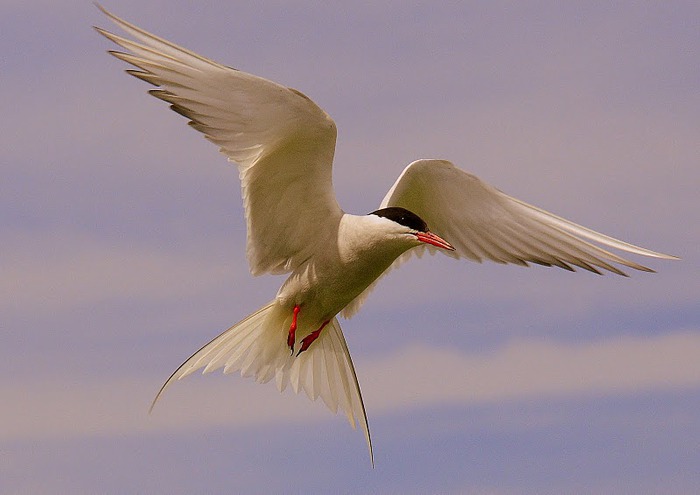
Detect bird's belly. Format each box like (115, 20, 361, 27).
(276, 251, 398, 323)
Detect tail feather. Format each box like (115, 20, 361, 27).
(150, 301, 373, 465)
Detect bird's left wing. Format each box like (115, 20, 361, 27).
(381, 159, 678, 275)
(343, 158, 679, 318)
(96, 6, 342, 276)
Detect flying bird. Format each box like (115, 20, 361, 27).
(95, 5, 677, 464)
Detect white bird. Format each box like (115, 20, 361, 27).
(96, 5, 678, 465)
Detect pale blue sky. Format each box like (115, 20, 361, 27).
(2, 2, 699, 493)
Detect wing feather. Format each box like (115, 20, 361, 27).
(381, 159, 678, 274)
(344, 158, 676, 319)
(341, 152, 675, 318)
(97, 6, 342, 276)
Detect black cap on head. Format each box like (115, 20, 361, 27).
(369, 206, 428, 232)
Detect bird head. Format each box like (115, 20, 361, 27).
(369, 207, 455, 251)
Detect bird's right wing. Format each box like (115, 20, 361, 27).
(381, 159, 678, 275)
(96, 6, 342, 276)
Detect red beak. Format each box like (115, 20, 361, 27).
(415, 231, 455, 251)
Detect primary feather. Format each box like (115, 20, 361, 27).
(381, 159, 677, 276)
(96, 5, 341, 276)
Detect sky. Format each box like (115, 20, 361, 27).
(2, 1, 699, 493)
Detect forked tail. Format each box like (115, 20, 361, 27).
(150, 301, 373, 465)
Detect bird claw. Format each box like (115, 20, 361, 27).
(296, 331, 319, 356)
(295, 320, 329, 356)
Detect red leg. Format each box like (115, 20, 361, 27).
(296, 320, 330, 356)
(287, 305, 301, 354)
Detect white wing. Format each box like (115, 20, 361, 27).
(96, 6, 342, 275)
(380, 159, 678, 275)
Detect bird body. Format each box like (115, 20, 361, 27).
(96, 5, 678, 465)
(277, 213, 415, 321)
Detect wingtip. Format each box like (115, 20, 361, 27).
(94, 2, 112, 19)
(147, 399, 157, 415)
(366, 424, 375, 468)
(148, 381, 168, 415)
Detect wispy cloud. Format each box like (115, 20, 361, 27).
(1, 232, 247, 314)
(3, 329, 698, 442)
(362, 329, 700, 412)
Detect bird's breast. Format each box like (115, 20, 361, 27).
(276, 215, 410, 322)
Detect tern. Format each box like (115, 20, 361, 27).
(96, 5, 677, 464)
